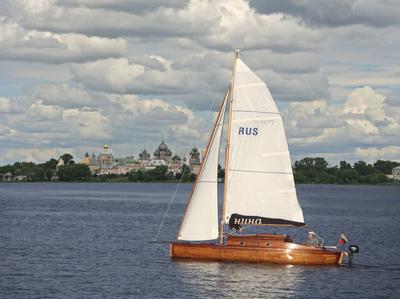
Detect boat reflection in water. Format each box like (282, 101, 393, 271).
(174, 261, 305, 298)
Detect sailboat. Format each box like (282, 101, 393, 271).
(170, 50, 358, 265)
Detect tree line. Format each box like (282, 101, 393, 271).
(293, 158, 399, 184)
(0, 153, 91, 182)
(1, 154, 399, 184)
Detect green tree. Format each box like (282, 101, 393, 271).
(57, 164, 91, 181)
(147, 165, 168, 181)
(128, 171, 139, 182)
(339, 161, 352, 169)
(60, 153, 74, 165)
(43, 158, 58, 169)
(176, 165, 192, 182)
(373, 160, 400, 174)
(353, 161, 375, 176)
(294, 157, 328, 172)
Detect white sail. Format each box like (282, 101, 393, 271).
(178, 91, 228, 240)
(224, 58, 304, 227)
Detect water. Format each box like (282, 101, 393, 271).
(1, 183, 399, 298)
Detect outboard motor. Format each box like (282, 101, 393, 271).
(347, 245, 359, 266)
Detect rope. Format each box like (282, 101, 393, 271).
(153, 166, 187, 242)
(152, 80, 224, 242)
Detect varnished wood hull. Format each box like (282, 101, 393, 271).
(170, 234, 343, 265)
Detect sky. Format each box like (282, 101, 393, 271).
(0, 0, 399, 165)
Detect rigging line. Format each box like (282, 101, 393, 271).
(152, 80, 224, 242)
(153, 165, 186, 242)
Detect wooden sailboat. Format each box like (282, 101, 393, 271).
(170, 50, 357, 265)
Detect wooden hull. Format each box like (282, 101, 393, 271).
(170, 234, 343, 265)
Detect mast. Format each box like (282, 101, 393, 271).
(220, 49, 239, 244)
(176, 87, 229, 240)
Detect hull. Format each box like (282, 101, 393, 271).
(170, 234, 343, 265)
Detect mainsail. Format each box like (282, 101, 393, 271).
(224, 58, 305, 227)
(177, 90, 228, 240)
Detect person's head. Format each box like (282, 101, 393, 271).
(308, 231, 316, 240)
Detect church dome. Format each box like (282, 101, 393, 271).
(158, 141, 168, 151)
(191, 147, 198, 153)
(172, 155, 182, 161)
(166, 149, 172, 156)
(154, 149, 160, 155)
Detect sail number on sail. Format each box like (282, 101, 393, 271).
(238, 127, 258, 136)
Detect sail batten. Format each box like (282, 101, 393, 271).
(177, 89, 228, 241)
(224, 58, 305, 227)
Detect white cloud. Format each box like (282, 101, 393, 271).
(0, 124, 14, 137)
(28, 100, 62, 120)
(356, 146, 400, 161)
(70, 58, 145, 93)
(0, 97, 13, 113)
(29, 83, 94, 108)
(0, 18, 127, 63)
(0, 0, 399, 164)
(249, 0, 400, 27)
(4, 147, 75, 163)
(71, 57, 198, 95)
(343, 86, 386, 114)
(62, 108, 111, 140)
(285, 86, 400, 162)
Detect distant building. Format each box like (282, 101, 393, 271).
(138, 149, 151, 167)
(392, 166, 400, 181)
(153, 139, 172, 163)
(169, 154, 183, 175)
(189, 147, 201, 175)
(82, 139, 203, 176)
(56, 158, 64, 170)
(148, 159, 167, 167)
(97, 145, 114, 169)
(1, 172, 13, 182)
(139, 149, 150, 161)
(88, 153, 100, 174)
(81, 152, 91, 165)
(13, 175, 27, 182)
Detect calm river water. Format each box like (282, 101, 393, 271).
(1, 183, 399, 298)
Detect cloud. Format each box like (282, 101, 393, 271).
(62, 108, 111, 140)
(3, 147, 78, 164)
(249, 0, 400, 27)
(0, 18, 127, 63)
(0, 0, 399, 165)
(355, 146, 400, 161)
(6, 0, 321, 53)
(284, 86, 400, 161)
(28, 83, 95, 108)
(28, 100, 63, 121)
(0, 84, 206, 163)
(0, 97, 13, 113)
(70, 58, 144, 93)
(71, 57, 199, 95)
(0, 125, 14, 137)
(57, 0, 188, 13)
